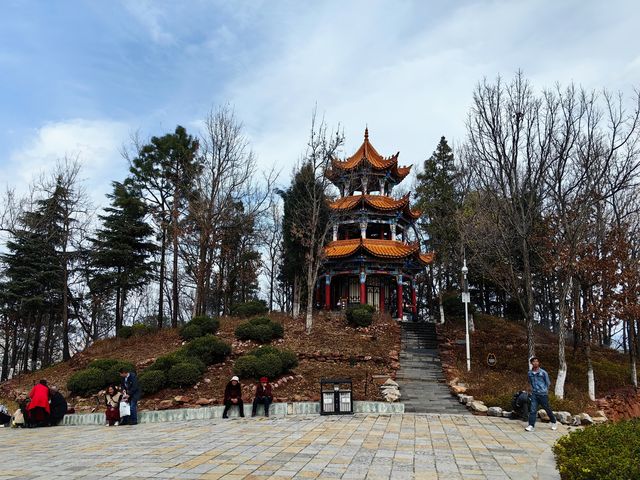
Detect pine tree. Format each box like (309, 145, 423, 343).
(91, 182, 157, 333)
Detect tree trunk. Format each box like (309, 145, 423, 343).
(554, 277, 571, 399)
(522, 238, 536, 362)
(172, 193, 179, 328)
(305, 261, 315, 334)
(292, 275, 301, 318)
(1, 322, 9, 381)
(158, 226, 167, 329)
(62, 248, 71, 361)
(115, 286, 122, 333)
(630, 318, 638, 388)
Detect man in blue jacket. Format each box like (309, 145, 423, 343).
(525, 356, 557, 432)
(119, 367, 140, 425)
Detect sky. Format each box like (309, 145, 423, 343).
(1, 0, 639, 208)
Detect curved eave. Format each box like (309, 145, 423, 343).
(325, 239, 425, 261)
(328, 193, 414, 214)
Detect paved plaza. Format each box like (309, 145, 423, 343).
(0, 413, 562, 479)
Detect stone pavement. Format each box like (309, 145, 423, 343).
(0, 413, 563, 479)
(397, 322, 469, 414)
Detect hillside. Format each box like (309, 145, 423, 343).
(438, 313, 639, 418)
(0, 312, 400, 413)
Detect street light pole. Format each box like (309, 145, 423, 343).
(462, 257, 471, 372)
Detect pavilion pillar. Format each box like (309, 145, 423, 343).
(379, 223, 384, 239)
(324, 275, 331, 310)
(379, 283, 385, 312)
(332, 224, 338, 241)
(379, 177, 385, 195)
(411, 279, 417, 316)
(390, 222, 396, 241)
(360, 271, 367, 305)
(360, 221, 367, 239)
(396, 275, 403, 320)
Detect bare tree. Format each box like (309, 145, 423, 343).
(261, 199, 283, 312)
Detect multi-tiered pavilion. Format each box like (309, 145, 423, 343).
(319, 128, 433, 319)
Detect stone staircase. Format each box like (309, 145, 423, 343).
(396, 321, 469, 414)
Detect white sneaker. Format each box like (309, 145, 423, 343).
(551, 423, 557, 430)
(114, 421, 119, 426)
(525, 425, 535, 432)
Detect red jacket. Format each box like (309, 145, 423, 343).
(28, 384, 50, 413)
(255, 383, 272, 399)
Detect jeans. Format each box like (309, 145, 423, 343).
(252, 397, 272, 416)
(129, 399, 138, 425)
(528, 393, 557, 426)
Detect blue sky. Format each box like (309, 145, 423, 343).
(1, 0, 639, 207)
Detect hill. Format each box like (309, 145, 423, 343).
(0, 312, 400, 413)
(438, 313, 639, 419)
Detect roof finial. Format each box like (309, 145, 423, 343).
(364, 126, 369, 141)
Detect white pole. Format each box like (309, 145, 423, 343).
(462, 257, 471, 372)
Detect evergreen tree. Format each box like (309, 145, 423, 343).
(91, 182, 157, 333)
(414, 137, 461, 301)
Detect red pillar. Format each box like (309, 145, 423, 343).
(360, 273, 366, 305)
(379, 284, 385, 312)
(396, 275, 403, 319)
(324, 275, 331, 310)
(412, 280, 417, 316)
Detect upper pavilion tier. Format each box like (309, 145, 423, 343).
(326, 128, 412, 186)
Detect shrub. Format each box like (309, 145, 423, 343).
(149, 352, 184, 372)
(167, 362, 202, 388)
(254, 353, 283, 379)
(131, 324, 153, 336)
(117, 326, 133, 339)
(87, 359, 120, 371)
(190, 316, 219, 335)
(553, 419, 640, 480)
(233, 355, 259, 379)
(139, 370, 166, 396)
(183, 335, 231, 365)
(180, 324, 203, 341)
(235, 317, 283, 343)
(85, 359, 135, 386)
(251, 346, 298, 372)
(67, 368, 106, 396)
(346, 306, 374, 327)
(231, 300, 268, 318)
(442, 291, 476, 318)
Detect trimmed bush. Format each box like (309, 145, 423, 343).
(67, 368, 106, 396)
(117, 326, 133, 339)
(254, 353, 283, 379)
(231, 300, 268, 318)
(167, 362, 201, 388)
(553, 419, 640, 480)
(180, 324, 203, 341)
(346, 305, 374, 327)
(149, 352, 184, 372)
(276, 349, 298, 371)
(139, 369, 166, 396)
(87, 359, 121, 371)
(233, 355, 259, 379)
(183, 335, 231, 365)
(190, 316, 219, 335)
(235, 317, 284, 343)
(84, 359, 135, 387)
(131, 324, 153, 336)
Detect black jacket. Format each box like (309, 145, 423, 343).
(49, 391, 68, 420)
(121, 372, 140, 401)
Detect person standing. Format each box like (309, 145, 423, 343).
(119, 367, 140, 425)
(525, 356, 558, 432)
(222, 376, 244, 418)
(27, 379, 50, 427)
(252, 377, 273, 417)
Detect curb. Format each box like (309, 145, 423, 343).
(62, 401, 405, 426)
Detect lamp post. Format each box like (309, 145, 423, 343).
(462, 258, 471, 372)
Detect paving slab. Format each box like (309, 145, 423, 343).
(0, 413, 562, 479)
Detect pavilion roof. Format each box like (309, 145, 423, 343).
(324, 238, 433, 265)
(328, 193, 422, 220)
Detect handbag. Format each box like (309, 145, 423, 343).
(119, 401, 131, 417)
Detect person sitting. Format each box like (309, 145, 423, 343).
(48, 386, 68, 426)
(27, 379, 50, 428)
(252, 377, 273, 417)
(222, 376, 244, 418)
(0, 403, 11, 427)
(11, 402, 26, 428)
(104, 385, 122, 426)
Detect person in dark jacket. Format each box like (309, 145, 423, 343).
(27, 379, 50, 427)
(48, 386, 68, 426)
(222, 376, 244, 418)
(252, 377, 273, 417)
(119, 367, 140, 425)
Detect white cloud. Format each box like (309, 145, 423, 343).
(121, 0, 175, 45)
(4, 118, 130, 207)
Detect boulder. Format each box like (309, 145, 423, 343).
(469, 401, 488, 413)
(195, 398, 212, 406)
(487, 407, 503, 417)
(383, 378, 399, 387)
(578, 413, 594, 425)
(174, 396, 191, 403)
(462, 395, 474, 405)
(555, 411, 572, 425)
(158, 400, 174, 410)
(571, 415, 582, 426)
(592, 416, 607, 424)
(596, 410, 608, 420)
(538, 409, 549, 421)
(502, 410, 513, 418)
(448, 377, 460, 387)
(383, 391, 401, 402)
(451, 385, 467, 394)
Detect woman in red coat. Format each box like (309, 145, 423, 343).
(27, 379, 50, 427)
